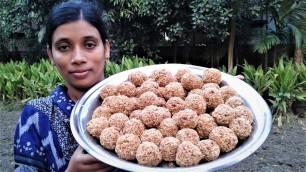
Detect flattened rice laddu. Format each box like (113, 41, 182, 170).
(102, 95, 134, 114)
(140, 128, 163, 146)
(136, 141, 162, 166)
(185, 94, 206, 115)
(202, 68, 222, 84)
(220, 85, 238, 102)
(202, 87, 224, 109)
(173, 109, 198, 129)
(162, 82, 186, 100)
(100, 127, 121, 150)
(86, 117, 109, 138)
(225, 96, 244, 108)
(197, 139, 220, 162)
(108, 113, 129, 130)
(181, 73, 203, 90)
(128, 71, 148, 87)
(92, 105, 112, 119)
(209, 126, 238, 153)
(117, 81, 137, 97)
(234, 105, 254, 124)
(150, 69, 174, 87)
(88, 66, 255, 167)
(159, 137, 180, 161)
(137, 80, 161, 97)
(138, 91, 159, 109)
(176, 141, 202, 167)
(229, 117, 252, 140)
(100, 85, 118, 99)
(174, 68, 191, 82)
(158, 118, 178, 137)
(176, 128, 200, 145)
(196, 113, 218, 139)
(115, 134, 141, 160)
(212, 104, 236, 126)
(122, 118, 145, 137)
(166, 97, 187, 115)
(141, 105, 171, 128)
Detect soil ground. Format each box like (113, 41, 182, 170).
(0, 108, 305, 172)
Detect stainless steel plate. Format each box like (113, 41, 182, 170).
(71, 64, 272, 172)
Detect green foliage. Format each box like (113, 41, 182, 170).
(252, 32, 282, 54)
(252, 1, 306, 56)
(0, 59, 64, 103)
(21, 59, 64, 103)
(119, 39, 137, 56)
(240, 57, 305, 126)
(0, 60, 27, 101)
(105, 55, 155, 77)
(190, 0, 232, 42)
(108, 0, 140, 20)
(242, 61, 272, 95)
(295, 62, 306, 90)
(139, 0, 192, 43)
(268, 57, 306, 126)
(0, 0, 60, 61)
(219, 65, 238, 76)
(139, 0, 236, 44)
(102, 0, 163, 61)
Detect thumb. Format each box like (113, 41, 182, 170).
(75, 145, 84, 154)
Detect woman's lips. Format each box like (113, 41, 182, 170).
(71, 70, 90, 79)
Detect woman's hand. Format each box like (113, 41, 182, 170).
(235, 74, 245, 80)
(66, 146, 114, 172)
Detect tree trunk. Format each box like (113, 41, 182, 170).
(294, 47, 304, 64)
(228, 1, 237, 71)
(193, 30, 196, 61)
(173, 42, 178, 63)
(183, 44, 190, 64)
(264, 53, 268, 71)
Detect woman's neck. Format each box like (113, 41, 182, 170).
(67, 86, 88, 103)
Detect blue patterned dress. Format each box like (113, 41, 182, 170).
(14, 86, 79, 172)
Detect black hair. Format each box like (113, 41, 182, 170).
(45, 0, 108, 49)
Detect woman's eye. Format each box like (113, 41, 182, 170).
(85, 42, 96, 49)
(58, 45, 69, 51)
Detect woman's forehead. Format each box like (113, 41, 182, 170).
(52, 20, 101, 43)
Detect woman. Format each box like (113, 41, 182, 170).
(14, 0, 113, 171)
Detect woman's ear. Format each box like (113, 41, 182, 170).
(104, 39, 111, 60)
(47, 46, 55, 66)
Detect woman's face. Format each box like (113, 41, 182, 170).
(48, 20, 110, 92)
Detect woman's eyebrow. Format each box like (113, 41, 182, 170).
(54, 38, 70, 44)
(84, 36, 99, 40)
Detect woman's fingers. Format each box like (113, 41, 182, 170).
(78, 161, 113, 171)
(68, 145, 114, 171)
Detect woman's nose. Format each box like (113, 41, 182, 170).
(72, 47, 86, 64)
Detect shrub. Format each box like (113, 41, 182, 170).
(0, 60, 27, 101)
(0, 59, 64, 103)
(242, 61, 271, 96)
(295, 62, 306, 92)
(105, 55, 155, 77)
(219, 65, 238, 76)
(268, 58, 306, 126)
